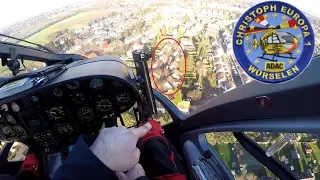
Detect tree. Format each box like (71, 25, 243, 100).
(197, 35, 210, 59)
(207, 71, 217, 88)
(156, 31, 163, 44)
(177, 26, 184, 38)
(265, 167, 277, 178)
(186, 90, 202, 101)
(186, 55, 195, 72)
(179, 59, 185, 71)
(206, 132, 236, 145)
(168, 25, 173, 33)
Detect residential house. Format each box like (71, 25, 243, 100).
(163, 44, 172, 52)
(126, 50, 133, 58)
(177, 101, 191, 113)
(125, 33, 143, 44)
(305, 149, 313, 154)
(101, 41, 109, 49)
(163, 82, 172, 90)
(169, 61, 179, 70)
(132, 41, 143, 50)
(163, 69, 171, 77)
(216, 64, 228, 73)
(172, 69, 181, 79)
(224, 81, 236, 92)
(159, 53, 169, 63)
(152, 61, 163, 69)
(217, 72, 227, 86)
(74, 39, 83, 45)
(153, 69, 163, 79)
(241, 74, 251, 84)
(83, 51, 99, 59)
(304, 144, 314, 154)
(174, 55, 181, 62)
(167, 76, 181, 87)
(297, 172, 315, 180)
(173, 50, 180, 57)
(214, 57, 223, 65)
(238, 67, 245, 74)
(180, 38, 195, 51)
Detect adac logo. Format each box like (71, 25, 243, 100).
(233, 1, 315, 83)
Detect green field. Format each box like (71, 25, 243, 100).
(22, 9, 119, 45)
(164, 90, 182, 106)
(213, 143, 231, 170)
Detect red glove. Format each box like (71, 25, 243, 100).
(140, 119, 167, 147)
(19, 153, 40, 179)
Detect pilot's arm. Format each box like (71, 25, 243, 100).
(52, 123, 152, 180)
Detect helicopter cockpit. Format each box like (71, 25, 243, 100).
(1, 1, 320, 180)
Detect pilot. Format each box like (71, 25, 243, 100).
(15, 120, 186, 180)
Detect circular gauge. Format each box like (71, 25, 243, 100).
(90, 79, 104, 89)
(66, 81, 80, 90)
(71, 93, 85, 104)
(78, 107, 94, 121)
(13, 126, 26, 136)
(30, 96, 40, 103)
(57, 124, 73, 136)
(11, 102, 20, 112)
(48, 107, 65, 120)
(1, 104, 8, 112)
(5, 115, 16, 124)
(2, 127, 14, 136)
(53, 88, 63, 97)
(96, 99, 112, 112)
(116, 92, 131, 104)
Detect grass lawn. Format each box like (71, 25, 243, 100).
(22, 9, 119, 45)
(295, 143, 308, 172)
(310, 142, 320, 161)
(164, 90, 182, 106)
(212, 143, 231, 170)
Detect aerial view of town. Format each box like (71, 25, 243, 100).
(1, 0, 320, 179)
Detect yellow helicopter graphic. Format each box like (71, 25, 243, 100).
(246, 17, 299, 62)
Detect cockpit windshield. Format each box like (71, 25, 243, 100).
(0, 0, 319, 113)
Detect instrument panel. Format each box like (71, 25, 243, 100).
(0, 78, 137, 147)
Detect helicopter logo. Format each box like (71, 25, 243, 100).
(233, 1, 315, 83)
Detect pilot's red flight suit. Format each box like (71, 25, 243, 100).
(14, 120, 186, 180)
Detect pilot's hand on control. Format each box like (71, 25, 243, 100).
(115, 163, 146, 180)
(90, 122, 152, 172)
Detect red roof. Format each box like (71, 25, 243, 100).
(167, 76, 175, 85)
(86, 53, 97, 58)
(216, 64, 223, 71)
(241, 74, 248, 82)
(306, 149, 313, 153)
(154, 61, 162, 67)
(102, 41, 109, 48)
(153, 69, 163, 77)
(217, 72, 225, 80)
(239, 67, 244, 74)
